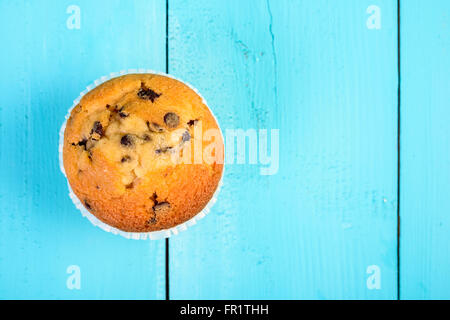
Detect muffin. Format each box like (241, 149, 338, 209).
(63, 73, 224, 232)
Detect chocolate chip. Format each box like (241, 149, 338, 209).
(142, 134, 151, 142)
(125, 182, 134, 189)
(118, 106, 128, 118)
(155, 146, 172, 154)
(72, 138, 88, 150)
(147, 121, 165, 133)
(147, 215, 157, 225)
(137, 83, 161, 102)
(182, 130, 191, 142)
(148, 193, 170, 222)
(79, 139, 88, 147)
(84, 200, 92, 210)
(152, 202, 170, 213)
(187, 119, 198, 126)
(164, 112, 180, 128)
(120, 134, 133, 147)
(121, 155, 131, 163)
(91, 121, 103, 137)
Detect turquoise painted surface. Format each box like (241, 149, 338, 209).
(0, 0, 449, 300)
(169, 0, 398, 299)
(0, 1, 166, 299)
(400, 0, 450, 300)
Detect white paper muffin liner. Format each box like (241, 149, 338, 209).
(58, 69, 224, 240)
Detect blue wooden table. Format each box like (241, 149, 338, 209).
(0, 0, 449, 300)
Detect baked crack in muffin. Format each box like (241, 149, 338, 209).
(63, 74, 224, 232)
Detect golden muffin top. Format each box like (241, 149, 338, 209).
(63, 73, 223, 232)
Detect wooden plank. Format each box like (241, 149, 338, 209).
(400, 0, 450, 300)
(169, 0, 398, 299)
(0, 0, 166, 299)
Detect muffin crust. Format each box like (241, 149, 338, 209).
(63, 74, 223, 232)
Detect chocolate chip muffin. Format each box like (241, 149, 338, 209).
(63, 74, 224, 232)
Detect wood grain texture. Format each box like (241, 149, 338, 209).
(0, 0, 166, 299)
(169, 0, 398, 299)
(400, 0, 450, 300)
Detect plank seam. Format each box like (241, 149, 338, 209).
(266, 0, 278, 106)
(397, 0, 401, 301)
(165, 0, 170, 301)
